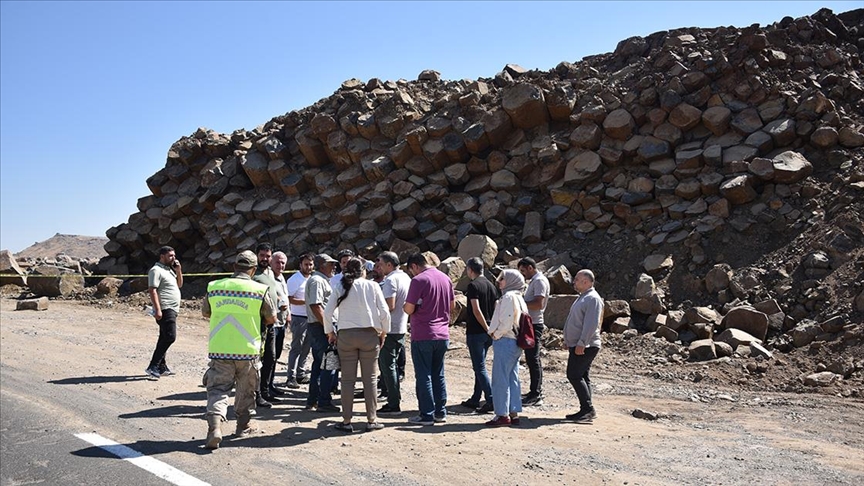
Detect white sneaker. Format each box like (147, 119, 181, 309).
(408, 415, 434, 426)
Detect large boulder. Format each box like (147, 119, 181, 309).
(457, 235, 498, 269)
(715, 328, 762, 349)
(790, 320, 822, 348)
(27, 265, 84, 297)
(0, 250, 27, 286)
(704, 263, 732, 294)
(546, 265, 575, 294)
(803, 372, 840, 387)
(719, 175, 757, 205)
(684, 306, 720, 326)
(96, 277, 124, 297)
(772, 151, 813, 184)
(603, 109, 635, 140)
(544, 295, 579, 330)
(689, 339, 717, 361)
(643, 254, 673, 274)
(16, 297, 49, 311)
(438, 257, 466, 285)
(502, 83, 549, 129)
(721, 306, 769, 341)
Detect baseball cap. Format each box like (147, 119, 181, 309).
(236, 250, 258, 268)
(314, 253, 338, 267)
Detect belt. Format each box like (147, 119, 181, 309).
(291, 314, 307, 319)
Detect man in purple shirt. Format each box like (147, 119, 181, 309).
(403, 253, 454, 426)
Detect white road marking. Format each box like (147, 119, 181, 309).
(74, 433, 210, 486)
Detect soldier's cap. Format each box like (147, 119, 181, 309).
(314, 253, 338, 266)
(235, 250, 258, 269)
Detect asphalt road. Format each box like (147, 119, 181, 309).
(1, 371, 214, 486)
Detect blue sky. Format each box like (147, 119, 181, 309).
(0, 1, 857, 253)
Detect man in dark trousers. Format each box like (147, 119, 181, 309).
(518, 257, 549, 406)
(146, 246, 183, 378)
(461, 257, 498, 414)
(253, 242, 281, 407)
(563, 269, 604, 424)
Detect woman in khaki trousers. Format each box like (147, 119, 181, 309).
(324, 257, 391, 432)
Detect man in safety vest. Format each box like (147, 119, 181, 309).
(202, 250, 277, 450)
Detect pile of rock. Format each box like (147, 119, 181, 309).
(0, 249, 102, 297)
(101, 8, 863, 281)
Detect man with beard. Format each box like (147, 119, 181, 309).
(253, 242, 281, 407)
(145, 246, 183, 378)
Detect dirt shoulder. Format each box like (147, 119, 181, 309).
(1, 297, 862, 485)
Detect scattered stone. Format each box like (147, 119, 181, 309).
(715, 328, 762, 349)
(16, 297, 49, 311)
(790, 320, 822, 348)
(632, 409, 660, 421)
(689, 339, 717, 361)
(0, 250, 27, 286)
(704, 264, 732, 293)
(714, 341, 734, 358)
(96, 277, 124, 297)
(609, 317, 632, 334)
(803, 371, 839, 387)
(721, 306, 769, 341)
(655, 325, 679, 343)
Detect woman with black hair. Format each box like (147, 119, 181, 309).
(323, 257, 391, 433)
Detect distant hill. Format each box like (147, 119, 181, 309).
(15, 233, 108, 260)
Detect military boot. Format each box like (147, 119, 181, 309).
(235, 414, 256, 436)
(205, 415, 223, 449)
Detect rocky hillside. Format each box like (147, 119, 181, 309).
(14, 233, 108, 261)
(101, 8, 864, 329)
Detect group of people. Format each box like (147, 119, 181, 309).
(145, 244, 604, 450)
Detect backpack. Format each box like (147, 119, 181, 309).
(516, 311, 536, 350)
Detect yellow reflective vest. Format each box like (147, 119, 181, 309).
(206, 277, 267, 360)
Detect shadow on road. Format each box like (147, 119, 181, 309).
(49, 375, 149, 385)
(71, 438, 211, 459)
(156, 391, 208, 401)
(119, 404, 203, 419)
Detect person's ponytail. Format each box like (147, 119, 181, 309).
(336, 257, 364, 307)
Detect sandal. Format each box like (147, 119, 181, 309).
(334, 422, 354, 433)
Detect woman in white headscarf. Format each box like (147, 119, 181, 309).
(485, 269, 528, 427)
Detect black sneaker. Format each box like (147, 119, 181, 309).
(145, 367, 161, 379)
(460, 399, 480, 409)
(262, 394, 282, 403)
(297, 374, 310, 384)
(284, 379, 301, 389)
(316, 404, 340, 413)
(522, 393, 544, 406)
(573, 410, 596, 424)
(477, 402, 494, 414)
(269, 387, 287, 396)
(256, 394, 272, 408)
(567, 409, 596, 423)
(157, 366, 175, 376)
(377, 405, 402, 415)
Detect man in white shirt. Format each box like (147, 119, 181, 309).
(284, 253, 314, 388)
(374, 251, 412, 415)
